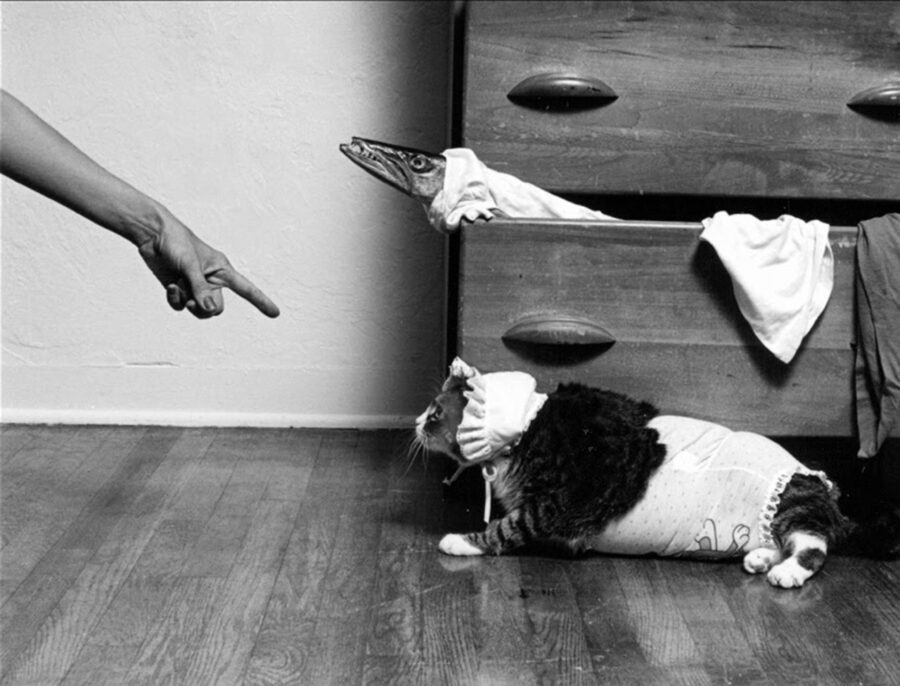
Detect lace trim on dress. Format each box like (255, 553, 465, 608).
(758, 467, 834, 548)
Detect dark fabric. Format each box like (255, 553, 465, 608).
(855, 213, 900, 458)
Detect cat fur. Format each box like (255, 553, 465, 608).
(415, 376, 899, 588)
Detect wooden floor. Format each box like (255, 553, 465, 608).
(1, 425, 899, 686)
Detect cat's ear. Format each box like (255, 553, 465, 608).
(443, 357, 479, 391)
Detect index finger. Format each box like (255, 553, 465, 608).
(209, 267, 280, 318)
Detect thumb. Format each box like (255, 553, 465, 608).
(182, 259, 222, 316)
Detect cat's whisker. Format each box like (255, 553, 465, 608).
(403, 431, 428, 477)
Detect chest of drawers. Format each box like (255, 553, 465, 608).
(459, 0, 900, 200)
(454, 1, 900, 436)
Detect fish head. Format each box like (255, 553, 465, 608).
(339, 137, 446, 205)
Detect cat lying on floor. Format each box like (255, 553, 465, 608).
(414, 358, 899, 588)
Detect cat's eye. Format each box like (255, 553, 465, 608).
(430, 406, 443, 421)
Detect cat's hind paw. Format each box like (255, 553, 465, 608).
(439, 533, 484, 556)
(743, 547, 781, 574)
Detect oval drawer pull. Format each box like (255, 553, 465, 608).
(507, 73, 618, 111)
(847, 83, 900, 122)
(502, 314, 616, 347)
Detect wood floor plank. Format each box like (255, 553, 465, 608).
(67, 430, 219, 656)
(71, 430, 314, 686)
(0, 427, 150, 675)
(179, 499, 299, 686)
(754, 563, 887, 686)
(113, 577, 226, 686)
(293, 480, 386, 681)
(0, 426, 143, 605)
(0, 425, 75, 481)
(365, 547, 425, 659)
(0, 428, 193, 685)
(567, 556, 649, 676)
(2, 426, 899, 686)
(663, 560, 768, 685)
(242, 431, 354, 686)
(379, 479, 445, 554)
(361, 654, 426, 685)
(58, 644, 142, 686)
(259, 429, 321, 502)
(823, 559, 900, 684)
(0, 424, 37, 457)
(1, 426, 94, 554)
(432, 557, 533, 684)
(612, 558, 712, 686)
(517, 557, 595, 684)
(1, 427, 114, 555)
(245, 431, 391, 686)
(240, 502, 330, 686)
(722, 566, 848, 686)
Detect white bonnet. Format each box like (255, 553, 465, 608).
(445, 357, 548, 462)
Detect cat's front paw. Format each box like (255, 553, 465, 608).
(767, 558, 812, 589)
(439, 533, 484, 556)
(743, 547, 781, 574)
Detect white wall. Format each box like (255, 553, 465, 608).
(0, 1, 451, 427)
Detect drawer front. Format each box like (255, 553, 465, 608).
(463, 1, 900, 200)
(458, 220, 859, 435)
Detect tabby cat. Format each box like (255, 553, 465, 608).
(414, 358, 898, 588)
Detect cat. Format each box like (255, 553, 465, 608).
(414, 358, 899, 588)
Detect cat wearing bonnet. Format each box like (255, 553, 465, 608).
(414, 358, 899, 588)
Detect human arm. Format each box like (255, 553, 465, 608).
(0, 89, 279, 319)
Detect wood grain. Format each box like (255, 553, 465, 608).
(463, 1, 900, 200)
(3, 425, 899, 685)
(458, 219, 867, 435)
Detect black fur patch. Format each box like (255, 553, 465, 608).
(499, 383, 666, 542)
(772, 474, 849, 549)
(796, 547, 827, 572)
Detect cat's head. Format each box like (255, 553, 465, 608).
(413, 366, 472, 463)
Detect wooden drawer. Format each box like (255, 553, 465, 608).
(457, 219, 860, 436)
(462, 1, 900, 200)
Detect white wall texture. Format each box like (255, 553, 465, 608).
(0, 1, 451, 427)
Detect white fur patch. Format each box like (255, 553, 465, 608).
(766, 532, 828, 588)
(743, 547, 781, 574)
(790, 531, 828, 554)
(439, 533, 484, 556)
(767, 557, 814, 588)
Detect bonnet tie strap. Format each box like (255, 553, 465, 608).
(482, 462, 498, 524)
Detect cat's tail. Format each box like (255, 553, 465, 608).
(840, 502, 900, 559)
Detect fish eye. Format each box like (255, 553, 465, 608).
(409, 155, 430, 172)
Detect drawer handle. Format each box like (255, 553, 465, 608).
(847, 83, 900, 122)
(507, 73, 618, 112)
(502, 314, 616, 347)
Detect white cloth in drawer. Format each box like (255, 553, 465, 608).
(426, 148, 616, 233)
(699, 211, 833, 364)
(588, 415, 833, 559)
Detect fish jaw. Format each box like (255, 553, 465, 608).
(339, 137, 446, 205)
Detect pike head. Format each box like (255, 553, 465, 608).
(340, 137, 446, 205)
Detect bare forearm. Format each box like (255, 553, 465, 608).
(1, 88, 279, 318)
(0, 89, 160, 246)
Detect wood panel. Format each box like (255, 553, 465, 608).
(1, 425, 899, 685)
(463, 1, 900, 200)
(458, 219, 861, 435)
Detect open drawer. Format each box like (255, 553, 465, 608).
(457, 218, 859, 436)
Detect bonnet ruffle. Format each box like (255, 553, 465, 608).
(447, 357, 548, 462)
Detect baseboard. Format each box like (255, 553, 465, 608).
(0, 408, 417, 430)
(0, 365, 437, 430)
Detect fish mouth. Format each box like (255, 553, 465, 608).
(339, 136, 415, 196)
